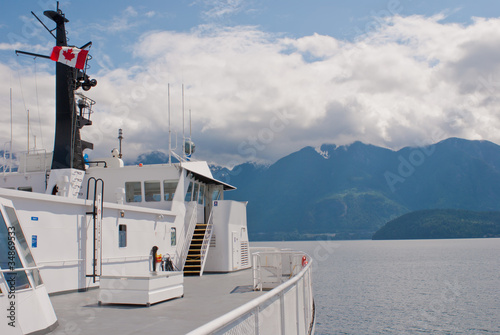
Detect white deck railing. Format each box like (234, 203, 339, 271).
(252, 250, 306, 291)
(1, 147, 51, 174)
(187, 250, 315, 335)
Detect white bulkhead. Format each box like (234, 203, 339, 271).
(204, 200, 251, 272)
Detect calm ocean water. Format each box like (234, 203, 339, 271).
(252, 238, 500, 334)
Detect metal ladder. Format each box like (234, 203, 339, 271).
(85, 177, 104, 283)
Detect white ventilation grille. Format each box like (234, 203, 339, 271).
(240, 241, 249, 267)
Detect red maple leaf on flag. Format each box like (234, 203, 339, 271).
(62, 48, 75, 61)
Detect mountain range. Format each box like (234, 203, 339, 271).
(132, 138, 500, 240)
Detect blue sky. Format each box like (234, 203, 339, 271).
(2, 1, 500, 166)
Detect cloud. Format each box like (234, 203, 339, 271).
(3, 14, 500, 167)
(199, 0, 246, 20)
(0, 42, 29, 51)
(92, 6, 140, 33)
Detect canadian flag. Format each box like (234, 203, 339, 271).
(50, 46, 89, 70)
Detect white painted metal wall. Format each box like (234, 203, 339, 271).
(0, 188, 182, 294)
(204, 200, 251, 272)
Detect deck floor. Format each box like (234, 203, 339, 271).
(49, 269, 262, 335)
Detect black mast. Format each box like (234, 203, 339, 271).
(44, 7, 94, 170)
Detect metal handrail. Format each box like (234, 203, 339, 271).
(187, 253, 314, 335)
(253, 253, 262, 291)
(0, 266, 43, 273)
(37, 259, 83, 264)
(0, 148, 50, 174)
(2, 141, 13, 174)
(178, 202, 197, 270)
(199, 207, 214, 275)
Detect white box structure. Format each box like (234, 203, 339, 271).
(98, 271, 183, 306)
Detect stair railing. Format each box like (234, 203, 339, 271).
(199, 207, 215, 275)
(178, 202, 198, 271)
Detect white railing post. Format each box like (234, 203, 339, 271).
(254, 306, 260, 335)
(296, 276, 300, 335)
(303, 270, 308, 334)
(280, 289, 285, 335)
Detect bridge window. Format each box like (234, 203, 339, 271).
(125, 182, 142, 202)
(5, 206, 42, 287)
(193, 183, 199, 202)
(164, 181, 178, 201)
(185, 182, 193, 202)
(212, 189, 221, 201)
(119, 225, 127, 248)
(198, 185, 205, 205)
(144, 181, 161, 202)
(0, 210, 31, 290)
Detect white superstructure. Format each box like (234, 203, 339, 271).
(0, 4, 314, 334)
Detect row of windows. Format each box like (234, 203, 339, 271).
(125, 179, 221, 204)
(184, 181, 206, 204)
(125, 180, 178, 203)
(118, 224, 176, 248)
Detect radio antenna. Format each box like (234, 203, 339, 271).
(10, 88, 13, 170)
(118, 128, 123, 158)
(168, 83, 172, 165)
(182, 84, 185, 159)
